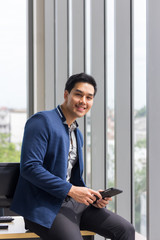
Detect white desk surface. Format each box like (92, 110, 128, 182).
(0, 216, 38, 239)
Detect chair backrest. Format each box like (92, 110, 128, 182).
(0, 163, 20, 208)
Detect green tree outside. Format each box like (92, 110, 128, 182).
(135, 139, 146, 148)
(135, 106, 146, 118)
(0, 133, 20, 163)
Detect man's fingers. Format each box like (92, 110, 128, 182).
(90, 190, 102, 200)
(68, 186, 104, 206)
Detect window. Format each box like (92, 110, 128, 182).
(106, 0, 115, 212)
(133, 0, 147, 236)
(0, 0, 27, 163)
(85, 0, 92, 188)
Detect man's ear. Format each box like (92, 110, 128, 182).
(64, 90, 69, 100)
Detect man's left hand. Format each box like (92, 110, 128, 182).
(92, 190, 112, 208)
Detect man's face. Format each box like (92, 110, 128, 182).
(64, 82, 95, 119)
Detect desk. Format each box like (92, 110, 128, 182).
(0, 216, 95, 240)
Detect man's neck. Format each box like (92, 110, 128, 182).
(60, 104, 76, 127)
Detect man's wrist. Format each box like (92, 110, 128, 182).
(68, 185, 75, 198)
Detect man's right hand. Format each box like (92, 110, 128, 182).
(67, 185, 102, 206)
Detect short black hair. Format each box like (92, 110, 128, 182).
(65, 73, 97, 96)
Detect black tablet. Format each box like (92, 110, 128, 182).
(93, 187, 123, 204)
(100, 188, 123, 198)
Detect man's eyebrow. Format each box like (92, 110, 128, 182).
(75, 89, 94, 96)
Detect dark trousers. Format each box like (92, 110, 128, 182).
(24, 198, 135, 240)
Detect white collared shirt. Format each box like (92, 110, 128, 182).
(56, 106, 78, 182)
(66, 122, 78, 182)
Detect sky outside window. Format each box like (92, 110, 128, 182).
(0, 0, 27, 109)
(0, 0, 27, 163)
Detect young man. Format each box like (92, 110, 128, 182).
(11, 73, 135, 240)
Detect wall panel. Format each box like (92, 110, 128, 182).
(44, 0, 55, 110)
(115, 0, 132, 221)
(33, 0, 45, 113)
(147, 0, 160, 239)
(90, 0, 105, 192)
(69, 0, 84, 75)
(69, 0, 85, 129)
(55, 0, 68, 105)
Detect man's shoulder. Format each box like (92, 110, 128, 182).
(25, 108, 59, 128)
(29, 108, 57, 120)
(37, 108, 57, 118)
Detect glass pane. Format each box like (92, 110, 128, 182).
(106, 0, 115, 212)
(85, 111, 92, 188)
(133, 0, 147, 237)
(0, 0, 27, 163)
(85, 0, 92, 187)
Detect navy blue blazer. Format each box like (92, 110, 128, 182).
(11, 106, 85, 228)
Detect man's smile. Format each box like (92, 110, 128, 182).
(75, 105, 87, 112)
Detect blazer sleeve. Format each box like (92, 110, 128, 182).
(20, 113, 72, 200)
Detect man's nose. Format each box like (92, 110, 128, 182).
(80, 96, 86, 104)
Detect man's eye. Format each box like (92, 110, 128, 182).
(87, 96, 93, 100)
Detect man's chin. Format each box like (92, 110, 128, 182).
(76, 111, 87, 118)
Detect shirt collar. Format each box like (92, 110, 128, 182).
(56, 105, 78, 129)
(69, 121, 78, 132)
(56, 105, 66, 122)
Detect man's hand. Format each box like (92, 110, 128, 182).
(92, 189, 112, 208)
(68, 186, 102, 206)
(92, 197, 112, 208)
